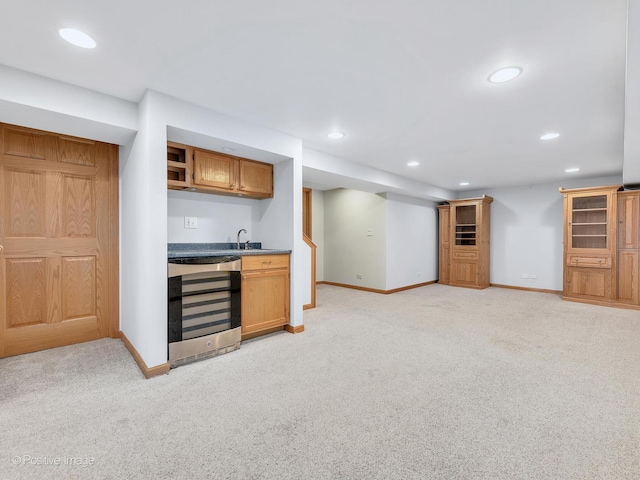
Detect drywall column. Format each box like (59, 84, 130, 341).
(119, 92, 169, 368)
(624, 0, 640, 186)
(259, 157, 304, 328)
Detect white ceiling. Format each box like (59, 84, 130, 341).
(0, 0, 628, 191)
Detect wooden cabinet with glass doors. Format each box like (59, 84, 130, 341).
(438, 196, 493, 289)
(559, 185, 622, 304)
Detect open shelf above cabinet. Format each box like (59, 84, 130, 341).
(167, 143, 190, 190)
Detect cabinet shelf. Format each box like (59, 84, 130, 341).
(573, 207, 607, 212)
(572, 222, 606, 226)
(456, 224, 476, 227)
(572, 234, 607, 237)
(167, 160, 187, 169)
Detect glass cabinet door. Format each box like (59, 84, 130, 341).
(570, 195, 607, 249)
(455, 205, 476, 246)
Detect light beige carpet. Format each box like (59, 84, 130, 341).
(1, 284, 639, 479)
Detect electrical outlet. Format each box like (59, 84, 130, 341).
(356, 274, 363, 279)
(521, 273, 537, 280)
(184, 216, 198, 229)
(366, 228, 373, 237)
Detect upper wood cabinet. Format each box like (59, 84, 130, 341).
(167, 142, 273, 199)
(238, 159, 273, 196)
(193, 149, 237, 191)
(438, 196, 492, 289)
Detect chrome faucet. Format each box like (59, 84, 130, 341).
(237, 229, 247, 249)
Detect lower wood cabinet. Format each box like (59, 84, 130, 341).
(451, 258, 479, 287)
(565, 266, 612, 301)
(617, 250, 639, 305)
(241, 255, 290, 337)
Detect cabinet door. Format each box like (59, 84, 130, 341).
(438, 207, 450, 284)
(193, 150, 236, 190)
(241, 269, 289, 334)
(439, 207, 450, 245)
(617, 251, 639, 304)
(239, 160, 273, 197)
(439, 247, 450, 285)
(567, 192, 612, 252)
(566, 267, 612, 301)
(618, 194, 639, 250)
(451, 259, 478, 287)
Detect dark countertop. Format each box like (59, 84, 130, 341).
(168, 243, 291, 259)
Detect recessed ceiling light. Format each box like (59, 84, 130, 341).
(488, 66, 522, 83)
(327, 131, 345, 139)
(459, 182, 470, 186)
(540, 132, 560, 140)
(222, 147, 236, 153)
(407, 161, 420, 167)
(59, 28, 96, 49)
(565, 168, 580, 173)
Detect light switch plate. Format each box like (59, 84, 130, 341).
(184, 217, 198, 229)
(366, 228, 373, 237)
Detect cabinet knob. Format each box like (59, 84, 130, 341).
(240, 185, 245, 190)
(230, 183, 235, 188)
(0, 245, 4, 254)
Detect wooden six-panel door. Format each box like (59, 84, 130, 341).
(0, 124, 118, 357)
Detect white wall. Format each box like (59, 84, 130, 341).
(624, 0, 640, 186)
(384, 193, 438, 290)
(323, 189, 387, 290)
(465, 175, 622, 291)
(311, 189, 325, 281)
(167, 190, 261, 244)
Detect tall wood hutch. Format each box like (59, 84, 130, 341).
(438, 196, 493, 289)
(559, 185, 640, 309)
